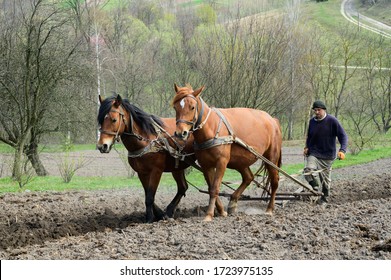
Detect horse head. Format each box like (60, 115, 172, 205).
(172, 83, 205, 141)
(96, 94, 128, 153)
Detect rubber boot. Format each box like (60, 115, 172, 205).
(308, 180, 319, 192)
(319, 186, 329, 204)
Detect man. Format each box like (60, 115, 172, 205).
(303, 100, 348, 204)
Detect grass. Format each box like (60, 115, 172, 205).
(353, 0, 391, 26)
(302, 0, 385, 40)
(0, 176, 137, 193)
(281, 146, 391, 174)
(0, 143, 118, 154)
(2, 144, 391, 194)
(303, 0, 344, 30)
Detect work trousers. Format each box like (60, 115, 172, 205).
(304, 155, 334, 197)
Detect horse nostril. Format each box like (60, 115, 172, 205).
(103, 144, 108, 151)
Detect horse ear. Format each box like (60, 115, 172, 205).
(114, 94, 122, 107)
(193, 86, 205, 97)
(98, 95, 103, 104)
(174, 83, 180, 93)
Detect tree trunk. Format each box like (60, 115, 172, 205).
(11, 128, 31, 179)
(26, 140, 48, 176)
(12, 145, 24, 180)
(287, 108, 294, 140)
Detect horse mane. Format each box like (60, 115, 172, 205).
(171, 83, 194, 106)
(98, 95, 165, 135)
(97, 96, 116, 125)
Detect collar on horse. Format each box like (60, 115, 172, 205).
(193, 108, 235, 150)
(176, 94, 236, 150)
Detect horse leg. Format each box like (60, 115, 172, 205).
(227, 167, 254, 214)
(265, 165, 280, 215)
(165, 170, 188, 218)
(202, 167, 216, 221)
(204, 163, 228, 221)
(139, 172, 164, 223)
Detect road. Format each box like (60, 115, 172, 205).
(341, 0, 391, 39)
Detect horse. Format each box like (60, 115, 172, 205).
(172, 84, 282, 221)
(97, 94, 195, 223)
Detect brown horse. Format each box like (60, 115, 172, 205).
(97, 94, 194, 223)
(172, 84, 282, 221)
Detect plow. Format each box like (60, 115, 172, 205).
(185, 137, 323, 205)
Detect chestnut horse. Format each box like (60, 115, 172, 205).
(172, 84, 282, 221)
(97, 94, 195, 223)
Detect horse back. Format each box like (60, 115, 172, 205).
(219, 108, 281, 142)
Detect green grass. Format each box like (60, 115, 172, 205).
(0, 143, 116, 154)
(2, 144, 391, 194)
(281, 145, 391, 175)
(0, 143, 14, 153)
(353, 0, 391, 26)
(0, 176, 139, 193)
(303, 0, 344, 31)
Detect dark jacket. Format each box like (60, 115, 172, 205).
(306, 114, 348, 160)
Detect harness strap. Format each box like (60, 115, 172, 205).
(127, 118, 196, 163)
(194, 97, 205, 128)
(128, 142, 163, 158)
(194, 135, 235, 150)
(213, 108, 235, 136)
(194, 108, 236, 150)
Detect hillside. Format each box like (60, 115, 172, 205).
(353, 0, 391, 25)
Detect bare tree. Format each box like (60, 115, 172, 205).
(364, 36, 391, 133)
(0, 0, 91, 178)
(345, 92, 377, 154)
(191, 10, 291, 114)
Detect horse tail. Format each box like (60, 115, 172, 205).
(277, 146, 282, 168)
(274, 117, 283, 168)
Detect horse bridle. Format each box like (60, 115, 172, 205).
(99, 105, 147, 143)
(175, 95, 211, 132)
(99, 106, 126, 143)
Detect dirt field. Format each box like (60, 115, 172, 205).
(1, 148, 391, 260)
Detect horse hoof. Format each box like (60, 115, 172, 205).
(227, 201, 237, 215)
(164, 211, 174, 219)
(220, 211, 228, 217)
(265, 209, 273, 216)
(227, 206, 237, 215)
(203, 215, 213, 222)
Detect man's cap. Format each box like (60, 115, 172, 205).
(312, 100, 327, 110)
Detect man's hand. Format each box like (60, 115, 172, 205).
(303, 147, 309, 156)
(337, 151, 345, 160)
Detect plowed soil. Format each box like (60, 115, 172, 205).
(1, 148, 391, 260)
